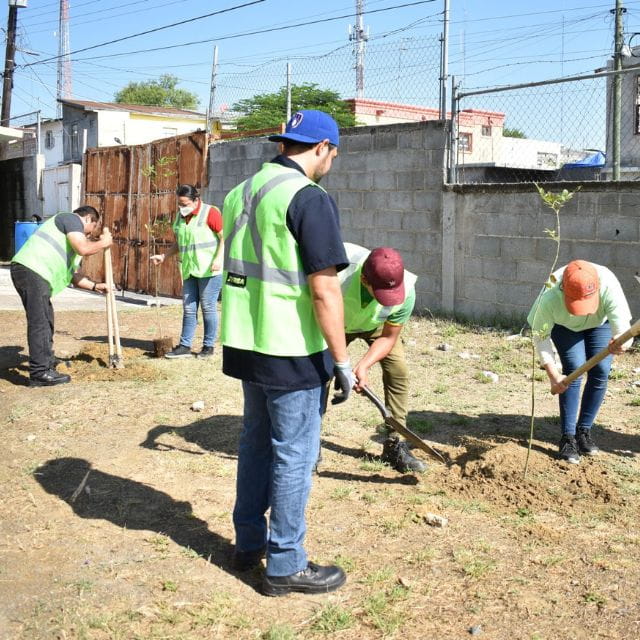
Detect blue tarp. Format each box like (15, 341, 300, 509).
(562, 151, 606, 169)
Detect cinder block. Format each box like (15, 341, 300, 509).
(482, 258, 518, 281)
(401, 212, 430, 232)
(398, 130, 428, 150)
(462, 276, 498, 303)
(373, 171, 397, 190)
(500, 237, 537, 259)
(324, 172, 348, 190)
(344, 134, 373, 153)
(386, 231, 416, 251)
(496, 282, 534, 305)
(483, 214, 521, 237)
(373, 132, 398, 151)
(413, 190, 441, 213)
(613, 243, 640, 268)
(560, 215, 596, 241)
(342, 228, 366, 245)
(470, 235, 500, 258)
(350, 211, 375, 229)
(375, 210, 403, 230)
(347, 172, 373, 190)
(364, 191, 389, 211)
(242, 160, 263, 177)
(222, 175, 240, 191)
(337, 191, 363, 210)
(516, 260, 552, 285)
(389, 191, 414, 212)
(337, 154, 368, 172)
(396, 171, 426, 190)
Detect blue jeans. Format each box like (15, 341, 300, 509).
(179, 275, 222, 348)
(233, 381, 323, 577)
(551, 322, 612, 437)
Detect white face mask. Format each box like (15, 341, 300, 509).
(179, 205, 194, 217)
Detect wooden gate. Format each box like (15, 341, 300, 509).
(80, 131, 209, 297)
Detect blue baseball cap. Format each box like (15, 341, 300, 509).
(269, 110, 340, 147)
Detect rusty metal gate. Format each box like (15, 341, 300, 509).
(80, 131, 209, 297)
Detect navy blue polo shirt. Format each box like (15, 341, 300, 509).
(222, 154, 348, 390)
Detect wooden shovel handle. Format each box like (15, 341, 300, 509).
(104, 247, 115, 359)
(552, 318, 640, 394)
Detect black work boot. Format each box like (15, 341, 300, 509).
(558, 435, 580, 464)
(382, 436, 426, 473)
(232, 546, 266, 571)
(262, 562, 346, 597)
(29, 369, 71, 387)
(576, 428, 599, 456)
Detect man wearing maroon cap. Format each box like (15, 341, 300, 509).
(337, 242, 424, 473)
(527, 260, 632, 464)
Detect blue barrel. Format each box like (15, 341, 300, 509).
(14, 221, 42, 254)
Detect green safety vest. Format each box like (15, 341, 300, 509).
(172, 203, 221, 279)
(221, 162, 327, 357)
(340, 242, 417, 333)
(12, 215, 82, 296)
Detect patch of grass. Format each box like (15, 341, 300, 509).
(362, 567, 394, 585)
(583, 591, 606, 607)
(360, 459, 388, 472)
(262, 624, 297, 640)
(473, 371, 492, 384)
(628, 396, 640, 407)
(453, 549, 496, 578)
(311, 604, 355, 633)
(330, 486, 353, 500)
(360, 492, 377, 504)
(161, 579, 178, 592)
(403, 547, 437, 565)
(71, 579, 93, 596)
(362, 586, 410, 635)
(146, 534, 170, 553)
(433, 383, 448, 394)
(334, 554, 356, 573)
(609, 369, 626, 380)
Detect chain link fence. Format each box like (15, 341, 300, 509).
(212, 36, 442, 125)
(451, 65, 640, 184)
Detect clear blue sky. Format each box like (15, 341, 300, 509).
(1, 0, 638, 121)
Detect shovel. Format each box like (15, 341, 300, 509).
(104, 242, 124, 369)
(361, 385, 446, 464)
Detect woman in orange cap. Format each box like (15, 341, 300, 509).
(527, 260, 632, 464)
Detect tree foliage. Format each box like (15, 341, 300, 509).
(502, 126, 526, 139)
(114, 74, 198, 110)
(231, 83, 356, 131)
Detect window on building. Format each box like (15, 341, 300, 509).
(71, 124, 79, 158)
(636, 76, 640, 134)
(44, 130, 55, 149)
(459, 132, 473, 152)
(481, 125, 491, 136)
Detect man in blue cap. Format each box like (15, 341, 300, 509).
(221, 110, 355, 596)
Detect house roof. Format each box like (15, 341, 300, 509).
(58, 99, 205, 119)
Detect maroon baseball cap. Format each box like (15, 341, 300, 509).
(362, 247, 405, 306)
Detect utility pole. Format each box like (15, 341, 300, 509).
(57, 0, 71, 118)
(2, 0, 27, 126)
(439, 0, 450, 120)
(206, 45, 218, 134)
(349, 0, 368, 99)
(612, 0, 625, 180)
(286, 62, 292, 122)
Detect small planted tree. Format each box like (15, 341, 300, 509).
(145, 216, 173, 356)
(524, 185, 579, 477)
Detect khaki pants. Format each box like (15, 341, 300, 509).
(346, 326, 409, 426)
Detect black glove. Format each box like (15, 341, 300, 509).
(331, 361, 356, 404)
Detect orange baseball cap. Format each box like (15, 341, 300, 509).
(562, 260, 599, 315)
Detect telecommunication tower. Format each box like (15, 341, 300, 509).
(349, 0, 368, 99)
(57, 0, 71, 117)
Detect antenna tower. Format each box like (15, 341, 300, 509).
(57, 0, 72, 117)
(349, 0, 368, 99)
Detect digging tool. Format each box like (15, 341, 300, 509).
(104, 243, 124, 369)
(551, 317, 640, 394)
(361, 385, 446, 464)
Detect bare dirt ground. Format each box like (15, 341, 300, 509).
(1, 306, 639, 640)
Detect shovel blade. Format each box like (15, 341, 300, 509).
(384, 415, 446, 464)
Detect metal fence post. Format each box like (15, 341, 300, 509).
(448, 75, 458, 184)
(286, 62, 292, 123)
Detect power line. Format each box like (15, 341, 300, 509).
(24, 0, 439, 66)
(20, 0, 267, 68)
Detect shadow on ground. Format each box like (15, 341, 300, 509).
(33, 457, 260, 590)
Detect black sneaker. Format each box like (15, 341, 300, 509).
(232, 546, 266, 571)
(29, 369, 71, 387)
(262, 562, 346, 597)
(559, 435, 580, 464)
(164, 345, 193, 359)
(576, 428, 599, 456)
(197, 346, 214, 359)
(382, 436, 427, 473)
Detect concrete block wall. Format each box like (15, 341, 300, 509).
(206, 121, 448, 312)
(450, 183, 640, 321)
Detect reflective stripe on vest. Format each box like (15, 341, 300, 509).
(221, 163, 327, 356)
(224, 169, 308, 286)
(173, 203, 220, 279)
(12, 215, 82, 296)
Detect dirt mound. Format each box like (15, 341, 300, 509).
(62, 343, 167, 383)
(440, 440, 620, 514)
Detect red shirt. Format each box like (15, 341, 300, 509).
(184, 201, 222, 234)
